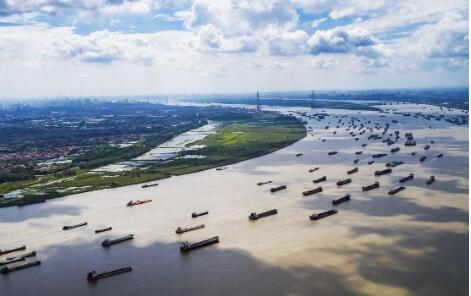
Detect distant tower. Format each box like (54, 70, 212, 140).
(310, 90, 316, 109)
(256, 91, 261, 112)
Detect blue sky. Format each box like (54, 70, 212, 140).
(0, 0, 468, 98)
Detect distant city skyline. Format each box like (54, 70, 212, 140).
(0, 0, 468, 99)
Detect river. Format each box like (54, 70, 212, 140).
(0, 104, 468, 296)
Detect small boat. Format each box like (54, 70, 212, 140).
(215, 167, 226, 171)
(355, 151, 363, 155)
(0, 260, 41, 274)
(388, 186, 406, 195)
(127, 199, 152, 207)
(313, 176, 327, 183)
(347, 167, 359, 175)
(270, 185, 287, 193)
(375, 168, 392, 176)
(332, 194, 350, 205)
(257, 181, 273, 186)
(176, 224, 205, 234)
(141, 183, 158, 188)
(249, 209, 278, 220)
(362, 144, 368, 147)
(437, 153, 444, 158)
(0, 245, 26, 256)
(309, 209, 338, 221)
(419, 156, 427, 162)
(101, 234, 134, 247)
(180, 236, 219, 252)
(308, 167, 320, 173)
(426, 175, 435, 185)
(372, 153, 387, 158)
(302, 187, 323, 196)
(95, 227, 112, 234)
(63, 222, 87, 231)
(353, 159, 359, 164)
(386, 161, 403, 167)
(192, 211, 209, 218)
(424, 145, 430, 150)
(399, 173, 414, 183)
(0, 252, 36, 267)
(296, 153, 303, 157)
(362, 182, 380, 191)
(368, 160, 375, 165)
(390, 147, 400, 153)
(411, 152, 417, 156)
(337, 178, 352, 186)
(328, 151, 338, 156)
(87, 267, 132, 282)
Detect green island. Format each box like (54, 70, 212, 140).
(0, 112, 305, 207)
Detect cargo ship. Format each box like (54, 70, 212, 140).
(127, 199, 152, 207)
(313, 176, 327, 183)
(249, 209, 278, 220)
(101, 234, 134, 247)
(375, 168, 392, 176)
(309, 209, 338, 220)
(390, 147, 400, 153)
(388, 186, 405, 195)
(87, 267, 132, 282)
(270, 185, 287, 193)
(337, 178, 352, 186)
(420, 156, 427, 162)
(347, 167, 359, 174)
(192, 211, 209, 218)
(308, 167, 320, 173)
(399, 173, 414, 183)
(141, 183, 158, 188)
(332, 194, 350, 205)
(328, 151, 338, 156)
(362, 182, 380, 191)
(386, 161, 403, 167)
(95, 227, 112, 234)
(180, 236, 220, 252)
(426, 175, 435, 185)
(63, 222, 87, 231)
(437, 153, 444, 158)
(257, 181, 273, 186)
(0, 260, 41, 274)
(0, 252, 36, 267)
(372, 153, 388, 158)
(0, 245, 26, 256)
(302, 187, 323, 196)
(176, 224, 205, 234)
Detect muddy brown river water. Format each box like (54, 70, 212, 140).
(0, 104, 468, 296)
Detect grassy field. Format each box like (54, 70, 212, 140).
(0, 113, 305, 207)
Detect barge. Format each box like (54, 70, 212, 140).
(390, 147, 400, 153)
(328, 151, 338, 156)
(176, 224, 205, 234)
(368, 160, 375, 165)
(141, 183, 158, 188)
(308, 167, 320, 173)
(180, 236, 220, 252)
(192, 211, 209, 218)
(388, 186, 406, 195)
(309, 209, 338, 221)
(386, 161, 403, 167)
(270, 185, 287, 193)
(332, 194, 351, 205)
(302, 187, 323, 196)
(372, 153, 387, 158)
(437, 153, 444, 158)
(362, 182, 380, 191)
(419, 156, 427, 162)
(0, 252, 36, 267)
(296, 153, 303, 157)
(249, 209, 278, 220)
(337, 178, 352, 186)
(87, 267, 132, 282)
(399, 173, 414, 183)
(102, 234, 134, 247)
(63, 222, 87, 231)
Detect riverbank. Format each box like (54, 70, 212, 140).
(0, 112, 305, 208)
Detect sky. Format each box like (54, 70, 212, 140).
(0, 0, 469, 98)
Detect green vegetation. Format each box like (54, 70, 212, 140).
(0, 112, 305, 208)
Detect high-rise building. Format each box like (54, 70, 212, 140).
(256, 91, 260, 112)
